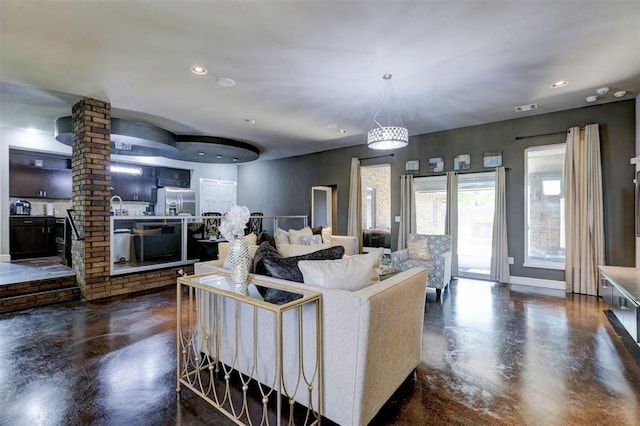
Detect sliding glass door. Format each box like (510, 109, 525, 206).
(457, 172, 495, 278)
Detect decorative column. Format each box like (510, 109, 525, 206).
(71, 97, 111, 300)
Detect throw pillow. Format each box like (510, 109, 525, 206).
(257, 231, 276, 248)
(298, 247, 384, 291)
(262, 245, 345, 283)
(252, 241, 281, 276)
(288, 227, 313, 244)
(298, 235, 323, 246)
(274, 227, 289, 247)
(407, 238, 431, 261)
(321, 226, 332, 244)
(278, 242, 331, 257)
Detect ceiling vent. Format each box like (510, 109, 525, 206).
(514, 103, 538, 113)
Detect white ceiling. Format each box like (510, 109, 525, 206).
(1, 0, 639, 161)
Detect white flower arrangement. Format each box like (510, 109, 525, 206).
(218, 205, 251, 241)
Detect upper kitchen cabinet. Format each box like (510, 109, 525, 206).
(157, 167, 191, 188)
(9, 149, 72, 199)
(110, 162, 157, 202)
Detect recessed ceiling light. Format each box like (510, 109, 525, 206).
(216, 77, 236, 87)
(585, 95, 598, 103)
(190, 66, 208, 76)
(216, 155, 223, 159)
(233, 158, 238, 162)
(198, 152, 205, 156)
(326, 123, 338, 129)
(551, 80, 568, 88)
(244, 119, 256, 125)
(339, 129, 347, 134)
(613, 90, 627, 98)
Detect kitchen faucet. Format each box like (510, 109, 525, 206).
(110, 195, 123, 216)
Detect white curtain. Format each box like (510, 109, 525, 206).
(397, 175, 416, 250)
(564, 124, 605, 295)
(445, 171, 459, 276)
(490, 166, 510, 282)
(347, 157, 362, 253)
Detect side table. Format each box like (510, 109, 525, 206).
(176, 271, 323, 425)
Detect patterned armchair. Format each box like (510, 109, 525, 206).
(391, 234, 452, 300)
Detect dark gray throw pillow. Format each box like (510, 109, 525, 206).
(261, 245, 345, 283)
(253, 241, 281, 276)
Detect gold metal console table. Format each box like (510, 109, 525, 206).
(176, 271, 322, 425)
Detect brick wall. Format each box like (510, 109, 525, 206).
(70, 97, 194, 301)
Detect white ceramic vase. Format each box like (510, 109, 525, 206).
(228, 236, 250, 292)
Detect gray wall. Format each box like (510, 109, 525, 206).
(238, 99, 636, 280)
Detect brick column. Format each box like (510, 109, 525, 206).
(71, 97, 111, 300)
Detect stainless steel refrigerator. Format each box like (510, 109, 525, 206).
(156, 187, 196, 216)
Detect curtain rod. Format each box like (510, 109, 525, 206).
(406, 167, 510, 179)
(514, 125, 586, 141)
(360, 153, 394, 161)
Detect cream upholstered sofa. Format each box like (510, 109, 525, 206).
(194, 258, 427, 426)
(391, 233, 452, 300)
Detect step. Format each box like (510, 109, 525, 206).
(0, 286, 81, 314)
(0, 274, 76, 299)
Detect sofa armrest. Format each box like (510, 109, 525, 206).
(330, 235, 358, 256)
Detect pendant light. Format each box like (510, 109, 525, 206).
(367, 74, 409, 150)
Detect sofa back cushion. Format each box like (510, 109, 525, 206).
(278, 242, 331, 257)
(298, 248, 383, 291)
(261, 245, 345, 283)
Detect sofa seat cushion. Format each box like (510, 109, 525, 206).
(262, 245, 345, 283)
(298, 248, 383, 291)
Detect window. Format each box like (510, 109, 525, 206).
(524, 144, 566, 269)
(414, 175, 447, 235)
(361, 164, 391, 250)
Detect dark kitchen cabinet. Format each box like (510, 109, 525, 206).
(9, 165, 72, 199)
(157, 167, 190, 188)
(10, 217, 56, 259)
(111, 174, 157, 202)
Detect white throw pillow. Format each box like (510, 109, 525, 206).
(298, 235, 323, 246)
(298, 247, 384, 291)
(288, 226, 313, 244)
(321, 226, 332, 244)
(274, 227, 289, 247)
(278, 243, 331, 258)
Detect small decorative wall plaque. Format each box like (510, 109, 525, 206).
(405, 160, 420, 173)
(453, 154, 470, 171)
(428, 157, 444, 173)
(483, 151, 503, 168)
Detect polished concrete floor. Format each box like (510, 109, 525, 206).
(0, 278, 639, 425)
